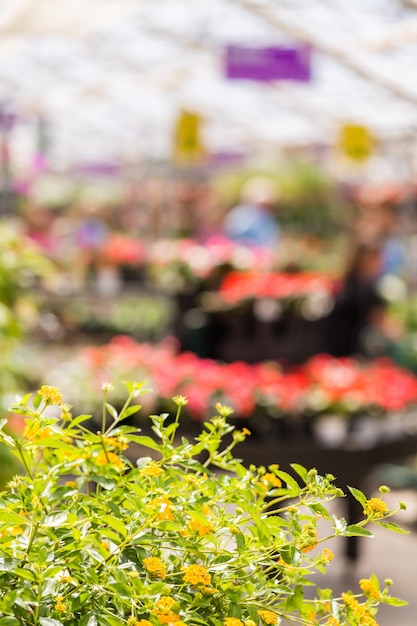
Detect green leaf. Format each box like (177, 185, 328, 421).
(90, 475, 116, 490)
(309, 503, 331, 520)
(332, 515, 347, 534)
(39, 620, 64, 626)
(128, 435, 162, 452)
(235, 531, 246, 552)
(123, 406, 141, 418)
(347, 486, 367, 507)
(343, 524, 373, 537)
(290, 463, 308, 483)
(68, 414, 93, 429)
(274, 470, 300, 494)
(0, 618, 20, 625)
(15, 568, 36, 581)
(102, 515, 127, 538)
(105, 403, 118, 420)
(286, 584, 304, 611)
(375, 521, 410, 534)
(0, 511, 26, 525)
(383, 596, 409, 607)
(33, 394, 42, 410)
(43, 511, 68, 527)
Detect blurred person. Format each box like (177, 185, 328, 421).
(223, 177, 280, 248)
(322, 242, 386, 358)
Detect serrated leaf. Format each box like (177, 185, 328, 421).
(347, 486, 367, 507)
(274, 470, 300, 494)
(343, 524, 373, 537)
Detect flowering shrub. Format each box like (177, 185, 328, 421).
(0, 384, 409, 625)
(42, 336, 417, 422)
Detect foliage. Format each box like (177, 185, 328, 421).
(0, 383, 409, 625)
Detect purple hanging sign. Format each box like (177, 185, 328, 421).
(225, 45, 311, 82)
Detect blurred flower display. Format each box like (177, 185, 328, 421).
(39, 336, 417, 427)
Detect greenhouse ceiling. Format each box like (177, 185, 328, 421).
(1, 0, 417, 170)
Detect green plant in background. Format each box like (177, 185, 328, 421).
(0, 383, 409, 625)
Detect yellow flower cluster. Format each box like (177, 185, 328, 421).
(342, 593, 379, 625)
(143, 556, 166, 579)
(188, 518, 213, 536)
(127, 618, 152, 626)
(23, 422, 52, 442)
(152, 596, 185, 625)
(139, 462, 163, 478)
(301, 525, 318, 553)
(103, 436, 129, 451)
(55, 596, 66, 612)
(95, 451, 124, 469)
(363, 498, 388, 518)
(359, 578, 380, 601)
(148, 496, 174, 521)
(182, 564, 211, 587)
(325, 618, 340, 626)
(259, 473, 282, 489)
(38, 385, 63, 406)
(224, 618, 243, 626)
(258, 609, 280, 625)
(320, 548, 334, 563)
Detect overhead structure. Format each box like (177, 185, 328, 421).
(0, 0, 416, 174)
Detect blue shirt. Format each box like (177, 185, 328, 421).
(224, 204, 280, 247)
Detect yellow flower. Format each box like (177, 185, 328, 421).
(259, 473, 282, 489)
(244, 621, 256, 626)
(258, 610, 280, 625)
(140, 462, 163, 478)
(320, 548, 334, 563)
(95, 451, 124, 469)
(173, 395, 188, 407)
(301, 526, 318, 553)
(363, 498, 388, 518)
(155, 596, 176, 612)
(55, 596, 66, 612)
(127, 619, 152, 626)
(188, 519, 213, 536)
(23, 422, 53, 441)
(65, 481, 77, 489)
(38, 385, 62, 406)
(148, 496, 174, 521)
(60, 574, 75, 584)
(143, 556, 166, 579)
(182, 564, 211, 587)
(325, 618, 340, 626)
(359, 578, 380, 600)
(224, 619, 243, 626)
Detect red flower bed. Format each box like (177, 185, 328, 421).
(75, 336, 417, 420)
(218, 271, 335, 305)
